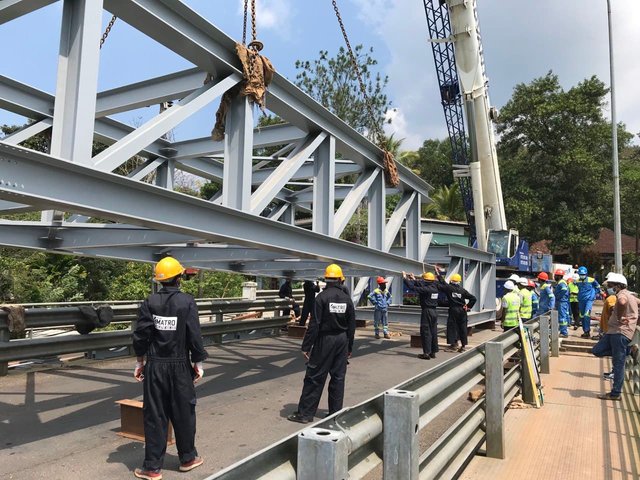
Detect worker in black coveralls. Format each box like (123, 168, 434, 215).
(439, 271, 477, 353)
(279, 277, 293, 318)
(132, 256, 208, 480)
(298, 279, 320, 326)
(403, 270, 444, 360)
(288, 263, 356, 423)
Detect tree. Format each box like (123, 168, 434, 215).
(295, 45, 391, 138)
(423, 184, 465, 221)
(496, 72, 633, 255)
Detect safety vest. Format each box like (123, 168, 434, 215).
(502, 291, 521, 327)
(520, 289, 533, 320)
(569, 282, 578, 302)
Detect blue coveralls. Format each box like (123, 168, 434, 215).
(538, 282, 555, 315)
(368, 287, 391, 336)
(554, 279, 570, 336)
(532, 290, 539, 315)
(576, 276, 600, 334)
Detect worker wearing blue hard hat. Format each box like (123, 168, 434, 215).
(575, 266, 601, 338)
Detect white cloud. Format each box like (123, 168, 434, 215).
(236, 0, 293, 39)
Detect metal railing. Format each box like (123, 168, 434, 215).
(626, 326, 640, 395)
(0, 297, 296, 374)
(208, 314, 557, 480)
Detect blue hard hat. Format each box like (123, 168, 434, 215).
(577, 266, 588, 275)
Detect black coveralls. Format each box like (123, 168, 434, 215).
(133, 287, 208, 471)
(440, 281, 477, 347)
(279, 280, 293, 318)
(299, 280, 320, 326)
(404, 278, 442, 355)
(296, 284, 356, 419)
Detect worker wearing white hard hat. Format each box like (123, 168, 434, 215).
(593, 272, 638, 401)
(518, 278, 533, 320)
(501, 281, 521, 331)
(507, 274, 521, 293)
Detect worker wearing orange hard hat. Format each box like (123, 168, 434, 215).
(368, 276, 391, 339)
(536, 272, 555, 315)
(133, 256, 207, 479)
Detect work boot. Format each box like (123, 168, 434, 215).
(134, 468, 162, 480)
(444, 345, 457, 353)
(430, 352, 437, 359)
(179, 457, 204, 472)
(597, 392, 621, 401)
(384, 333, 391, 339)
(573, 325, 579, 330)
(457, 346, 466, 353)
(287, 412, 313, 424)
(374, 333, 380, 339)
(417, 353, 431, 360)
(603, 371, 614, 380)
(559, 333, 569, 338)
(580, 332, 591, 339)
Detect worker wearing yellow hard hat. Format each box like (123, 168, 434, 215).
(133, 256, 207, 478)
(441, 271, 476, 353)
(289, 263, 356, 424)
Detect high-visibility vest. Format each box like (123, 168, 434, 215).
(520, 289, 533, 320)
(502, 291, 521, 327)
(569, 282, 578, 302)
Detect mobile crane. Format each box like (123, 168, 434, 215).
(422, 0, 552, 275)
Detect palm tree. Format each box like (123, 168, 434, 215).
(423, 183, 466, 221)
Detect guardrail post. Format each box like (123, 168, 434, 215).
(539, 315, 550, 374)
(0, 327, 9, 376)
(242, 281, 257, 300)
(485, 342, 505, 459)
(550, 310, 559, 357)
(383, 389, 419, 479)
(213, 313, 223, 344)
(521, 335, 535, 405)
(297, 427, 348, 480)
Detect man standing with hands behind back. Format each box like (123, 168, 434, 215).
(132, 256, 208, 480)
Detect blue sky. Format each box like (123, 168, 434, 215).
(1, 0, 639, 150)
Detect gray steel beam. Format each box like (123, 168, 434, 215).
(334, 168, 381, 237)
(51, 0, 103, 166)
(0, 200, 34, 213)
(406, 193, 421, 261)
(222, 96, 253, 211)
(95, 68, 205, 117)
(0, 143, 424, 274)
(367, 171, 385, 250)
(0, 75, 171, 158)
(385, 192, 417, 252)
(92, 73, 241, 172)
(128, 157, 165, 181)
(0, 0, 57, 26)
(253, 158, 359, 185)
(312, 135, 335, 235)
(250, 132, 327, 215)
(1, 118, 52, 145)
(172, 122, 306, 161)
(102, 0, 432, 197)
(154, 158, 175, 190)
(448, 244, 495, 264)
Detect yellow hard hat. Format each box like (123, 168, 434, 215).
(422, 272, 435, 281)
(450, 273, 462, 283)
(324, 263, 343, 280)
(154, 256, 185, 282)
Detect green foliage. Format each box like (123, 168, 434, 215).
(295, 45, 391, 138)
(414, 139, 454, 188)
(423, 183, 465, 221)
(108, 262, 153, 301)
(181, 271, 244, 298)
(496, 72, 633, 254)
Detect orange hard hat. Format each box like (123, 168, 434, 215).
(554, 269, 565, 276)
(537, 272, 549, 281)
(376, 276, 386, 284)
(528, 280, 535, 288)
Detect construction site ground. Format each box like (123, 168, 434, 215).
(1, 322, 499, 480)
(461, 327, 640, 480)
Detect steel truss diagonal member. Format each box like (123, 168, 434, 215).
(0, 143, 424, 274)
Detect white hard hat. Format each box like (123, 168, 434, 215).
(605, 272, 627, 286)
(517, 277, 529, 286)
(572, 273, 579, 281)
(504, 280, 515, 291)
(508, 274, 520, 282)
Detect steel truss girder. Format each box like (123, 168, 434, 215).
(0, 143, 425, 274)
(0, 0, 57, 25)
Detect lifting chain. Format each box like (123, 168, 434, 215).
(99, 15, 117, 49)
(242, 0, 263, 79)
(331, 0, 383, 145)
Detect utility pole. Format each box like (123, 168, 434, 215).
(607, 0, 623, 273)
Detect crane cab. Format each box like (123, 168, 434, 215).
(487, 229, 519, 259)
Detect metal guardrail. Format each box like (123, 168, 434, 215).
(626, 326, 640, 395)
(0, 297, 295, 374)
(208, 314, 556, 480)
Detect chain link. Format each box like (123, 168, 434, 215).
(99, 15, 117, 50)
(242, 0, 248, 45)
(331, 0, 384, 145)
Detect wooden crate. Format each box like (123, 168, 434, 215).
(116, 399, 174, 445)
(287, 325, 307, 338)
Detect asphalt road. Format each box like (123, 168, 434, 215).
(0, 323, 501, 480)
